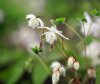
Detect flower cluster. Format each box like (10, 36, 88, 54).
(51, 57, 80, 84)
(26, 14, 69, 45)
(25, 13, 99, 84)
(68, 56, 80, 71)
(51, 62, 65, 84)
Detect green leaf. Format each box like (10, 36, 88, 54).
(31, 46, 43, 54)
(31, 47, 39, 54)
(91, 9, 100, 16)
(54, 17, 66, 24)
(33, 63, 49, 84)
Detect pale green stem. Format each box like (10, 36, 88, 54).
(74, 71, 78, 78)
(87, 22, 93, 36)
(55, 43, 68, 60)
(82, 23, 87, 57)
(61, 38, 66, 53)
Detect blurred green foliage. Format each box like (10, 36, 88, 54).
(0, 0, 100, 84)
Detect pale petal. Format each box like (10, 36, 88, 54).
(50, 26, 62, 33)
(38, 27, 51, 31)
(55, 32, 69, 40)
(59, 67, 66, 76)
(37, 18, 44, 27)
(73, 61, 79, 70)
(52, 71, 60, 84)
(26, 14, 36, 19)
(68, 57, 75, 68)
(45, 32, 57, 44)
(51, 61, 61, 69)
(84, 12, 92, 23)
(51, 61, 61, 72)
(28, 18, 39, 29)
(38, 26, 62, 33)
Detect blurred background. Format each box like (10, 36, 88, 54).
(0, 0, 100, 84)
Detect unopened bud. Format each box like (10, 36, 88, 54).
(87, 67, 96, 78)
(51, 61, 66, 84)
(68, 57, 75, 68)
(73, 61, 80, 70)
(52, 71, 60, 84)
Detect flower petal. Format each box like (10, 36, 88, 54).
(26, 14, 36, 19)
(38, 27, 51, 31)
(52, 71, 60, 84)
(56, 32, 69, 40)
(59, 67, 66, 76)
(28, 18, 39, 29)
(45, 32, 57, 44)
(37, 18, 44, 27)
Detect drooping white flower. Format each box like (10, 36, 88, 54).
(73, 61, 80, 70)
(80, 12, 92, 36)
(51, 61, 66, 84)
(80, 12, 100, 37)
(68, 57, 75, 68)
(26, 14, 44, 29)
(82, 40, 100, 65)
(38, 25, 69, 44)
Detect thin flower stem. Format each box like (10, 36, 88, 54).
(87, 22, 93, 36)
(61, 38, 66, 53)
(74, 71, 78, 78)
(34, 54, 51, 75)
(83, 23, 87, 57)
(64, 22, 83, 41)
(55, 43, 68, 60)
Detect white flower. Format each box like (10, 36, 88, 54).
(80, 12, 92, 36)
(51, 61, 66, 84)
(38, 25, 69, 44)
(73, 61, 80, 70)
(26, 14, 44, 29)
(80, 12, 100, 37)
(68, 57, 75, 68)
(82, 40, 100, 65)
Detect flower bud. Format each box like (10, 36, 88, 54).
(52, 71, 60, 84)
(51, 61, 61, 71)
(73, 61, 80, 70)
(59, 66, 66, 76)
(87, 67, 96, 78)
(68, 57, 75, 68)
(51, 61, 66, 84)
